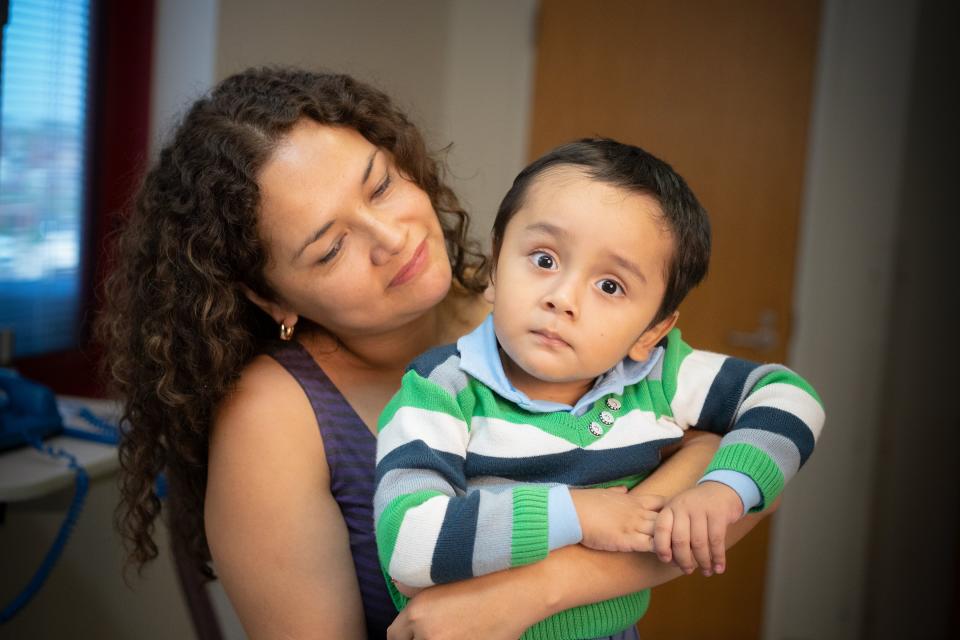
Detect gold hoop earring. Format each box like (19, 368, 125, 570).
(279, 322, 295, 341)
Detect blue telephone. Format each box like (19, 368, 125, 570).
(0, 369, 64, 451)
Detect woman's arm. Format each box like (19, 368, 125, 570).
(389, 431, 774, 640)
(205, 356, 367, 640)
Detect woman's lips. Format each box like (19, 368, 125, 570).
(389, 239, 428, 287)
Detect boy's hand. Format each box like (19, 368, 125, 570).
(570, 487, 665, 552)
(653, 482, 743, 576)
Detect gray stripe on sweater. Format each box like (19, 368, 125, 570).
(374, 468, 458, 523)
(731, 364, 793, 426)
(470, 486, 515, 577)
(426, 353, 471, 397)
(719, 428, 801, 480)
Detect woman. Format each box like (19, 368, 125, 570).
(101, 67, 769, 639)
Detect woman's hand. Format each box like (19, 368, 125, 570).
(388, 569, 542, 640)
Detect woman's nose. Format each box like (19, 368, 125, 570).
(366, 211, 407, 266)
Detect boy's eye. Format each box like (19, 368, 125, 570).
(598, 279, 623, 296)
(530, 251, 557, 270)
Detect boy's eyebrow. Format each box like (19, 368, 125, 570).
(610, 252, 647, 284)
(524, 222, 569, 239)
(293, 149, 379, 262)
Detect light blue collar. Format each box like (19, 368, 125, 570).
(457, 314, 663, 417)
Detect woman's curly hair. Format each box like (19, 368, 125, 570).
(98, 67, 488, 578)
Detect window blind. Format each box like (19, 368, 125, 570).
(0, 0, 91, 357)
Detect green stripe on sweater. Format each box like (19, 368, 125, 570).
(705, 443, 785, 510)
(378, 370, 465, 431)
(752, 368, 823, 407)
(660, 328, 693, 406)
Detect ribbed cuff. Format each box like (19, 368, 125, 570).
(511, 485, 551, 566)
(520, 591, 650, 640)
(705, 443, 785, 512)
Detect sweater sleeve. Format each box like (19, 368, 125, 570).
(660, 329, 825, 511)
(374, 361, 581, 595)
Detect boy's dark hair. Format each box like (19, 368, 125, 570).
(491, 137, 711, 325)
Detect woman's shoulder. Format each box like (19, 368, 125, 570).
(209, 352, 325, 474)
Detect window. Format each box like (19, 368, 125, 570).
(0, 0, 92, 358)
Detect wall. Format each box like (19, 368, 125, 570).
(214, 0, 537, 242)
(763, 1, 920, 638)
(861, 1, 959, 637)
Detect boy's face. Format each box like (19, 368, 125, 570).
(489, 167, 677, 397)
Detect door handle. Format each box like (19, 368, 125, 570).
(726, 309, 778, 352)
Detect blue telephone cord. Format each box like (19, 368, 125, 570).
(0, 432, 90, 623)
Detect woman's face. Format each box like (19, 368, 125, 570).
(255, 121, 452, 338)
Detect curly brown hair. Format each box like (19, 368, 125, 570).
(98, 67, 488, 578)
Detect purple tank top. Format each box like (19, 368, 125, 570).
(269, 341, 395, 639)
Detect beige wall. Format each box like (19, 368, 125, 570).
(215, 0, 538, 244)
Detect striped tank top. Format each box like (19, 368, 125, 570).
(269, 341, 395, 639)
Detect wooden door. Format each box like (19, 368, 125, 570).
(529, 1, 821, 637)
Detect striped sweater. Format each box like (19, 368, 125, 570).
(374, 327, 824, 639)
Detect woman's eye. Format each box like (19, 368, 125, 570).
(530, 251, 557, 270)
(372, 173, 392, 199)
(318, 237, 343, 264)
(598, 279, 623, 296)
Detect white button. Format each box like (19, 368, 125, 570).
(599, 411, 614, 425)
(605, 398, 622, 411)
(589, 422, 604, 436)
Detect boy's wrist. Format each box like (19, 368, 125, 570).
(698, 469, 762, 515)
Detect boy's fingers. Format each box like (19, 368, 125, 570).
(708, 515, 727, 574)
(689, 513, 712, 573)
(654, 508, 674, 562)
(671, 512, 695, 573)
(639, 494, 667, 511)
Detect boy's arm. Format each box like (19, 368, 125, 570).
(652, 329, 823, 574)
(388, 430, 769, 640)
(375, 367, 585, 595)
(663, 330, 825, 511)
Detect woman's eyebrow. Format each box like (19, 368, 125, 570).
(294, 220, 334, 262)
(361, 149, 380, 184)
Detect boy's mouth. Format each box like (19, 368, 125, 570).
(531, 329, 570, 348)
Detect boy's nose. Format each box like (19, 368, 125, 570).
(542, 285, 577, 319)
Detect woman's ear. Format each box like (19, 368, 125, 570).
(242, 285, 298, 331)
(628, 311, 679, 362)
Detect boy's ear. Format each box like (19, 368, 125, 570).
(242, 285, 298, 331)
(483, 266, 497, 304)
(628, 311, 679, 362)
(483, 280, 496, 304)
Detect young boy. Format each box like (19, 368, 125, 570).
(374, 138, 824, 639)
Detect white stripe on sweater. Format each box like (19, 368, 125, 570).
(467, 416, 578, 457)
(671, 350, 727, 428)
(735, 382, 825, 441)
(388, 494, 447, 587)
(583, 409, 683, 451)
(377, 406, 469, 464)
